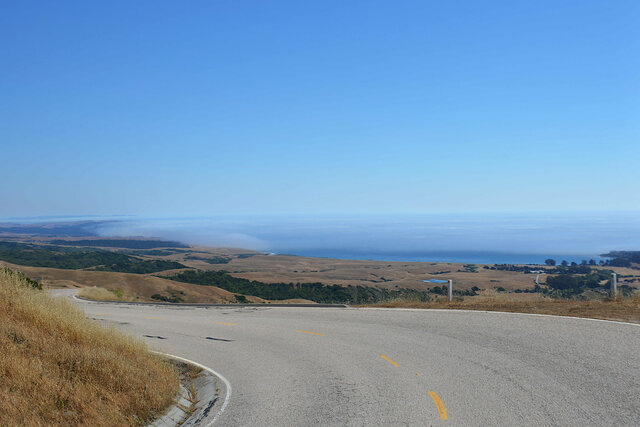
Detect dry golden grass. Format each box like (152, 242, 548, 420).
(367, 293, 640, 324)
(78, 286, 122, 301)
(0, 268, 179, 426)
(178, 251, 640, 292)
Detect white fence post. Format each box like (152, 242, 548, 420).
(610, 273, 617, 299)
(448, 279, 452, 302)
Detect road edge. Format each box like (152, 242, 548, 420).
(357, 306, 640, 327)
(152, 351, 232, 426)
(74, 295, 348, 308)
(73, 292, 637, 327)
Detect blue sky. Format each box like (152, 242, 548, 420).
(1, 1, 638, 217)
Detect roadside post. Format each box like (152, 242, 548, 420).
(610, 273, 617, 299)
(448, 279, 452, 302)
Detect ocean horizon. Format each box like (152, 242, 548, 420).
(276, 249, 606, 265)
(3, 213, 637, 265)
(80, 212, 639, 265)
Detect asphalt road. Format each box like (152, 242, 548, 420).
(56, 291, 640, 426)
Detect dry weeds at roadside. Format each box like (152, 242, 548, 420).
(78, 285, 121, 300)
(367, 294, 640, 324)
(0, 268, 179, 426)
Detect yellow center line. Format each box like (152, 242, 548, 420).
(144, 316, 163, 320)
(379, 354, 400, 367)
(214, 322, 236, 325)
(296, 330, 324, 336)
(428, 391, 448, 420)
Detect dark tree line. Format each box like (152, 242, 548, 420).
(0, 241, 187, 273)
(168, 269, 432, 304)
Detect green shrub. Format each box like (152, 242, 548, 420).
(0, 267, 41, 290)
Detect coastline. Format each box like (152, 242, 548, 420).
(276, 249, 607, 266)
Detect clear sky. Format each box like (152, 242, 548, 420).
(1, 1, 638, 217)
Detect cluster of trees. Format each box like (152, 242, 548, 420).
(485, 264, 543, 273)
(234, 294, 249, 303)
(150, 289, 185, 303)
(490, 257, 634, 274)
(458, 264, 478, 273)
(545, 257, 635, 268)
(602, 258, 633, 267)
(513, 286, 542, 294)
(429, 285, 479, 296)
(93, 259, 186, 274)
(0, 241, 187, 273)
(544, 259, 598, 266)
(184, 255, 231, 264)
(545, 269, 614, 295)
(168, 270, 431, 304)
(120, 249, 186, 256)
(151, 293, 184, 303)
(488, 262, 595, 275)
(551, 264, 593, 275)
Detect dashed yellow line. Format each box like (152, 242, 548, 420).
(296, 330, 324, 336)
(145, 316, 163, 320)
(214, 322, 236, 325)
(428, 391, 448, 420)
(379, 354, 400, 367)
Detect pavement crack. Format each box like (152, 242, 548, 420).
(89, 317, 130, 325)
(143, 334, 167, 340)
(205, 336, 234, 342)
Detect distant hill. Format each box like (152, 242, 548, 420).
(601, 251, 640, 263)
(49, 239, 189, 249)
(0, 241, 188, 273)
(0, 221, 100, 236)
(600, 251, 640, 267)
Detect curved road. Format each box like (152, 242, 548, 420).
(58, 291, 640, 426)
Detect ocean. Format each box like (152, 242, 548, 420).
(91, 212, 640, 265)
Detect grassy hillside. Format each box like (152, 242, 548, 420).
(0, 267, 179, 425)
(0, 261, 258, 304)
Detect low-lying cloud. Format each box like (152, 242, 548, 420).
(91, 213, 640, 263)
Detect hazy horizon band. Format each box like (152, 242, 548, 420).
(10, 213, 627, 264)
